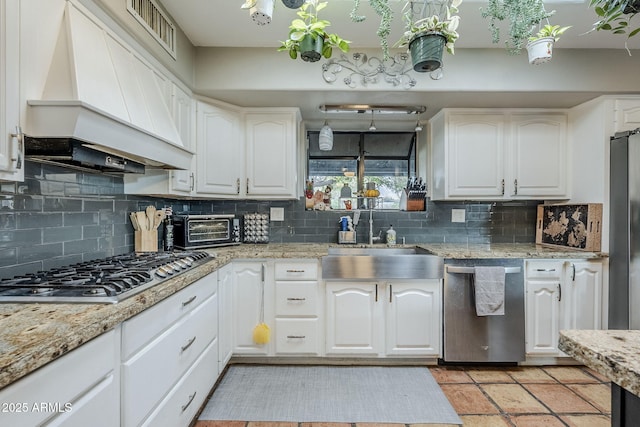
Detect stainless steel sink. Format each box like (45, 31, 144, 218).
(322, 246, 443, 280)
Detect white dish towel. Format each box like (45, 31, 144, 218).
(473, 266, 506, 316)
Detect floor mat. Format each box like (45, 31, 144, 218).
(199, 365, 462, 424)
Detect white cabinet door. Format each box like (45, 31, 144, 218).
(0, 0, 23, 181)
(325, 282, 383, 355)
(386, 281, 441, 356)
(510, 114, 568, 198)
(563, 260, 604, 331)
(196, 101, 243, 196)
(218, 263, 234, 371)
(232, 262, 270, 355)
(526, 278, 562, 355)
(169, 84, 196, 194)
(245, 110, 299, 198)
(446, 113, 506, 198)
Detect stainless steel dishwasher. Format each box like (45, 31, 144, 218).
(443, 258, 525, 363)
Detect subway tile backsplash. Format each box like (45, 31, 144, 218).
(0, 162, 537, 278)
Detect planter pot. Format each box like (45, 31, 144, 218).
(409, 33, 446, 72)
(250, 0, 274, 26)
(299, 35, 324, 62)
(281, 0, 304, 8)
(526, 37, 554, 65)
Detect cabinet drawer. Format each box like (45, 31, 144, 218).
(275, 318, 320, 355)
(275, 281, 318, 316)
(122, 273, 217, 359)
(525, 261, 563, 279)
(122, 293, 218, 427)
(274, 261, 318, 280)
(141, 339, 219, 427)
(0, 329, 118, 427)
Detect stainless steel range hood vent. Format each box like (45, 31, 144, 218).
(26, 2, 193, 170)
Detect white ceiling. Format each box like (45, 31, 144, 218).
(158, 0, 639, 130)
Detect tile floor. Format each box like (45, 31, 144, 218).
(194, 365, 611, 427)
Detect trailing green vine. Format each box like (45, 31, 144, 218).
(351, 0, 394, 60)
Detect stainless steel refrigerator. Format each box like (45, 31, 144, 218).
(610, 129, 640, 329)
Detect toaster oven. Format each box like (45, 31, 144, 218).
(173, 214, 241, 249)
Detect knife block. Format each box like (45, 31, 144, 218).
(135, 230, 158, 252)
(406, 199, 425, 211)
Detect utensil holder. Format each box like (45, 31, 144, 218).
(135, 230, 158, 252)
(338, 231, 356, 244)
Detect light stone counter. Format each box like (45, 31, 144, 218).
(559, 330, 640, 397)
(0, 243, 605, 390)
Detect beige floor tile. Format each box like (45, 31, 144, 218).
(583, 367, 611, 383)
(301, 424, 351, 427)
(466, 368, 515, 383)
(509, 414, 566, 426)
(458, 415, 511, 426)
(505, 367, 557, 383)
(247, 423, 297, 427)
(354, 424, 404, 427)
(440, 384, 500, 415)
(429, 367, 474, 384)
(523, 383, 599, 413)
(567, 383, 611, 413)
(481, 383, 548, 413)
(560, 414, 612, 427)
(195, 422, 246, 427)
(542, 366, 599, 383)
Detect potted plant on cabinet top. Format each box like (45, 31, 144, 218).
(588, 0, 640, 53)
(278, 0, 350, 62)
(481, 0, 554, 55)
(526, 24, 571, 65)
(395, 0, 462, 72)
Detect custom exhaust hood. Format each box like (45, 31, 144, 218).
(25, 2, 193, 172)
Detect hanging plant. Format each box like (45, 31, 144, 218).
(526, 24, 571, 64)
(350, 0, 394, 60)
(588, 0, 640, 54)
(278, 0, 350, 62)
(481, 0, 554, 54)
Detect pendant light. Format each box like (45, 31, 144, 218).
(415, 121, 423, 132)
(369, 110, 377, 131)
(319, 120, 333, 151)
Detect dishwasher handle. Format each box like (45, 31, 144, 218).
(445, 266, 521, 274)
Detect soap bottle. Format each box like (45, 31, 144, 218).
(386, 225, 396, 246)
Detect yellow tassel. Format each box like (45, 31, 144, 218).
(253, 322, 271, 344)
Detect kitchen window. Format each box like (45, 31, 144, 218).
(307, 131, 417, 209)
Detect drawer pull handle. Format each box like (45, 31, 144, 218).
(181, 336, 196, 352)
(287, 297, 306, 301)
(286, 269, 306, 273)
(182, 295, 197, 307)
(535, 268, 556, 272)
(181, 391, 197, 412)
(287, 335, 306, 339)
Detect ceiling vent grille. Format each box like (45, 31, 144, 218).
(127, 0, 176, 59)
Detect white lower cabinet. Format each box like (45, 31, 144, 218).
(273, 260, 321, 355)
(386, 280, 441, 356)
(325, 280, 441, 357)
(121, 273, 219, 427)
(232, 261, 271, 355)
(0, 329, 120, 427)
(218, 263, 234, 372)
(525, 259, 605, 357)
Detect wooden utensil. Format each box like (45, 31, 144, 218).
(145, 206, 156, 230)
(130, 212, 139, 230)
(136, 211, 148, 231)
(154, 210, 166, 229)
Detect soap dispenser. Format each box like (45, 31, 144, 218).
(386, 225, 396, 246)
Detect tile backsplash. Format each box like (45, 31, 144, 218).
(0, 162, 537, 278)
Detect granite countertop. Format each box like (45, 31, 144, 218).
(0, 242, 605, 390)
(559, 330, 640, 397)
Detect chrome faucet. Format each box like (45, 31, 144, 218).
(369, 209, 382, 245)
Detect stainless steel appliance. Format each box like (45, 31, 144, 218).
(173, 214, 241, 249)
(443, 258, 525, 363)
(0, 251, 211, 304)
(609, 129, 640, 329)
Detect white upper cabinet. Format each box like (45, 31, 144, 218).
(0, 0, 24, 182)
(244, 109, 300, 198)
(430, 109, 569, 201)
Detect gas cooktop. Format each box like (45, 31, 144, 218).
(0, 251, 212, 304)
